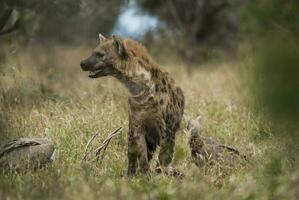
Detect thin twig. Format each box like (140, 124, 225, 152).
(95, 127, 122, 162)
(96, 137, 111, 163)
(82, 132, 99, 161)
(94, 127, 122, 155)
(98, 131, 121, 163)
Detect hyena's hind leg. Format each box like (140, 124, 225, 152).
(155, 130, 176, 175)
(146, 140, 157, 163)
(145, 125, 160, 163)
(136, 134, 149, 173)
(157, 129, 184, 177)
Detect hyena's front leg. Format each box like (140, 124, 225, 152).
(127, 126, 149, 175)
(127, 129, 138, 176)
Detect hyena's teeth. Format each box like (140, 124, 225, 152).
(89, 69, 103, 76)
(89, 71, 97, 76)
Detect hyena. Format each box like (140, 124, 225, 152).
(80, 34, 184, 175)
(187, 116, 241, 167)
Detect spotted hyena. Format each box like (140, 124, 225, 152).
(187, 116, 241, 167)
(80, 34, 184, 175)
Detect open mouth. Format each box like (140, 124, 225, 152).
(88, 68, 104, 78)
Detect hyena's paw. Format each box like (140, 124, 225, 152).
(165, 165, 184, 178)
(155, 165, 184, 178)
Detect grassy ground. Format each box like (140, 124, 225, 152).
(0, 46, 295, 199)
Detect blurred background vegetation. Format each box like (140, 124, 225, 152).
(242, 0, 299, 161)
(0, 0, 122, 43)
(1, 0, 299, 199)
(2, 0, 297, 122)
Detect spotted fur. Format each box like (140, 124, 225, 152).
(80, 35, 185, 175)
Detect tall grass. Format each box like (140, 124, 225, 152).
(0, 46, 296, 199)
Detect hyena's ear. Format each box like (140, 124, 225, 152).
(196, 115, 202, 122)
(99, 33, 106, 43)
(112, 35, 128, 59)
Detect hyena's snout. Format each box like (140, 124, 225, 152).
(80, 58, 92, 71)
(80, 55, 108, 78)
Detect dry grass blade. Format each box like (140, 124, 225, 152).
(95, 127, 122, 162)
(82, 132, 99, 161)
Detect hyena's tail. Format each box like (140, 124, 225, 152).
(218, 144, 248, 160)
(218, 144, 240, 155)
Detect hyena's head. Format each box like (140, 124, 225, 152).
(187, 116, 202, 137)
(80, 34, 128, 78)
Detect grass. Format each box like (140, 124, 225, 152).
(0, 45, 296, 199)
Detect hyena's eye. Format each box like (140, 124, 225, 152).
(93, 52, 104, 58)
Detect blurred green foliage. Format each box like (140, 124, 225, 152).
(239, 4, 299, 197)
(244, 0, 299, 36)
(243, 0, 299, 123)
(242, 5, 299, 190)
(253, 38, 299, 121)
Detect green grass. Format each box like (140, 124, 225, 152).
(0, 46, 297, 199)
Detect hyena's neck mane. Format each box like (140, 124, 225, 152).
(113, 39, 160, 103)
(124, 39, 157, 70)
(115, 71, 154, 100)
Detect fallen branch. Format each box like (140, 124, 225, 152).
(81, 132, 99, 161)
(0, 6, 13, 32)
(95, 127, 122, 163)
(0, 7, 20, 36)
(0, 18, 19, 35)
